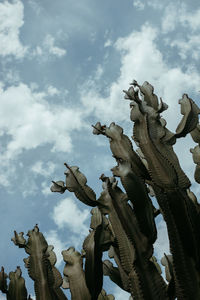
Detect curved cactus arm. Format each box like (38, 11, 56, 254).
(45, 245, 68, 300)
(194, 164, 200, 184)
(108, 246, 130, 293)
(138, 81, 159, 110)
(90, 207, 102, 229)
(190, 145, 200, 184)
(103, 260, 130, 292)
(98, 177, 168, 299)
(64, 164, 97, 207)
(62, 276, 70, 289)
(90, 208, 114, 251)
(190, 123, 200, 144)
(0, 267, 8, 294)
(161, 254, 176, 300)
(83, 207, 114, 300)
(190, 121, 200, 184)
(150, 256, 162, 274)
(52, 267, 68, 300)
(101, 176, 168, 300)
(50, 181, 67, 194)
(125, 81, 191, 190)
(93, 121, 150, 180)
(97, 289, 115, 300)
(7, 267, 28, 300)
(161, 254, 173, 283)
(175, 94, 200, 138)
(62, 247, 91, 300)
(156, 189, 200, 299)
(11, 231, 26, 248)
(13, 225, 63, 300)
(189, 145, 200, 165)
(111, 160, 157, 245)
(83, 229, 103, 300)
(102, 176, 151, 258)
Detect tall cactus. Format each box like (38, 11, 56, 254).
(1, 80, 200, 299)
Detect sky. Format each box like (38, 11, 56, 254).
(0, 0, 200, 299)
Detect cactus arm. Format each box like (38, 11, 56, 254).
(62, 247, 91, 300)
(175, 94, 200, 138)
(64, 164, 97, 207)
(0, 267, 8, 295)
(7, 267, 28, 300)
(103, 260, 130, 292)
(190, 122, 200, 184)
(111, 160, 157, 244)
(93, 122, 150, 180)
(50, 181, 67, 193)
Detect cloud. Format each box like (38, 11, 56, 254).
(161, 3, 178, 33)
(0, 0, 27, 58)
(31, 161, 56, 177)
(161, 3, 200, 34)
(170, 34, 200, 60)
(41, 181, 53, 196)
(28, 0, 42, 15)
(52, 197, 90, 235)
(80, 24, 200, 129)
(113, 286, 130, 300)
(45, 230, 66, 266)
(104, 39, 112, 48)
(147, 0, 164, 10)
(43, 34, 67, 57)
(0, 82, 85, 186)
(133, 0, 145, 11)
(0, 83, 83, 159)
(33, 34, 67, 58)
(179, 7, 200, 31)
(80, 23, 200, 195)
(46, 85, 61, 96)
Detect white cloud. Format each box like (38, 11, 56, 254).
(104, 39, 112, 47)
(28, 0, 42, 15)
(179, 8, 200, 31)
(33, 34, 67, 59)
(113, 286, 130, 300)
(133, 0, 145, 11)
(147, 0, 164, 10)
(31, 161, 56, 177)
(0, 0, 27, 58)
(161, 4, 178, 33)
(0, 83, 83, 161)
(43, 34, 66, 57)
(80, 23, 200, 198)
(52, 197, 90, 235)
(81, 24, 200, 131)
(0, 82, 86, 186)
(41, 181, 52, 196)
(45, 230, 66, 266)
(95, 65, 104, 80)
(161, 3, 200, 34)
(46, 85, 61, 96)
(170, 35, 200, 60)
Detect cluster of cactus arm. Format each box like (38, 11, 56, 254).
(1, 80, 200, 299)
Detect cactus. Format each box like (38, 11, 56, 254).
(1, 80, 200, 299)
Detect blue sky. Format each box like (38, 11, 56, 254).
(0, 0, 200, 299)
